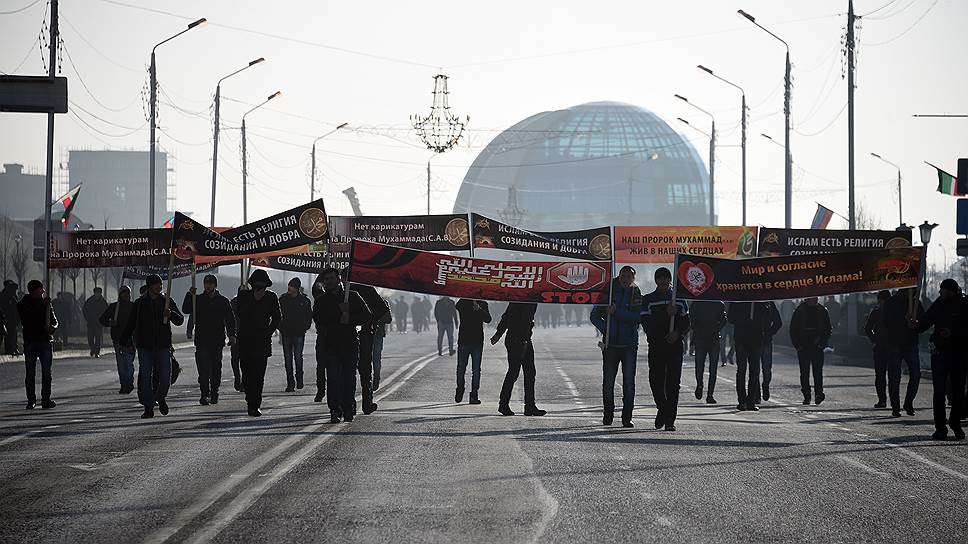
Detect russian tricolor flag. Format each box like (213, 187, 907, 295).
(810, 204, 834, 230)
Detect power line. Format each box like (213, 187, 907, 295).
(0, 0, 42, 16)
(62, 42, 141, 113)
(864, 0, 939, 45)
(793, 102, 848, 137)
(59, 13, 142, 73)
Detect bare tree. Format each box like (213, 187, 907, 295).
(0, 215, 11, 282)
(67, 267, 80, 298)
(11, 237, 28, 288)
(856, 201, 882, 231)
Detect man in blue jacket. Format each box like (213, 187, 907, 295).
(591, 266, 642, 427)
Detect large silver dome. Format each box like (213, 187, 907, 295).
(453, 101, 711, 231)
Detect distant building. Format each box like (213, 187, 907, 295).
(0, 163, 46, 221)
(67, 150, 171, 229)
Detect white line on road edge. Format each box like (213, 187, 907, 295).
(0, 425, 60, 447)
(837, 455, 890, 478)
(146, 351, 438, 544)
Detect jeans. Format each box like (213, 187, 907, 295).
(137, 348, 171, 409)
(24, 341, 53, 403)
(3, 325, 18, 354)
(315, 340, 327, 397)
(358, 333, 375, 408)
(114, 343, 135, 390)
(230, 342, 241, 386)
(797, 347, 825, 398)
(648, 341, 683, 424)
(930, 350, 965, 434)
(241, 354, 268, 410)
(873, 346, 893, 404)
(457, 343, 484, 393)
(760, 339, 774, 392)
(603, 345, 637, 420)
(499, 338, 536, 408)
(896, 345, 921, 408)
(372, 335, 385, 388)
(437, 323, 454, 354)
(87, 323, 103, 355)
(693, 337, 719, 397)
(325, 342, 359, 418)
(195, 344, 224, 398)
(281, 335, 306, 388)
(735, 341, 762, 406)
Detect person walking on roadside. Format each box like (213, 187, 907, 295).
(1, 280, 22, 355)
(371, 296, 391, 392)
(314, 267, 371, 423)
(235, 270, 281, 417)
(914, 279, 966, 441)
(885, 287, 925, 416)
(641, 267, 690, 431)
(755, 302, 783, 404)
(181, 274, 236, 405)
(435, 296, 459, 357)
(99, 285, 135, 394)
(312, 275, 327, 402)
(229, 286, 244, 393)
(395, 297, 409, 333)
(346, 269, 390, 415)
(492, 302, 546, 417)
(455, 298, 491, 404)
(119, 274, 184, 418)
(591, 266, 642, 427)
(52, 291, 75, 347)
(864, 290, 896, 414)
(82, 287, 108, 358)
(279, 277, 313, 393)
(689, 300, 726, 404)
(728, 302, 782, 411)
(790, 297, 832, 406)
(17, 280, 58, 410)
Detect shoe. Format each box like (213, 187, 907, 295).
(891, 410, 902, 418)
(158, 400, 169, 415)
(438, 351, 443, 356)
(622, 419, 634, 428)
(449, 349, 455, 356)
(455, 387, 464, 403)
(344, 414, 354, 422)
(762, 385, 770, 402)
(118, 388, 126, 394)
(603, 413, 613, 426)
(469, 392, 481, 405)
(747, 404, 759, 412)
(953, 427, 966, 440)
(329, 415, 341, 423)
(904, 403, 915, 416)
(498, 405, 515, 416)
(285, 386, 295, 393)
(802, 397, 811, 406)
(141, 409, 154, 419)
(200, 397, 210, 406)
(524, 406, 547, 416)
(314, 393, 324, 403)
(737, 403, 748, 411)
(41, 400, 56, 409)
(234, 379, 242, 392)
(932, 430, 948, 441)
(363, 402, 378, 415)
(664, 424, 677, 432)
(248, 408, 262, 417)
(753, 398, 762, 405)
(815, 393, 825, 406)
(372, 381, 380, 392)
(695, 385, 703, 400)
(655, 413, 664, 429)
(210, 395, 219, 405)
(706, 396, 717, 404)
(25, 401, 35, 410)
(874, 401, 887, 409)
(296, 379, 304, 390)
(121, 386, 134, 395)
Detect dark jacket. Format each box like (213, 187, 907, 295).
(885, 291, 925, 348)
(863, 306, 890, 349)
(434, 298, 459, 328)
(278, 292, 313, 337)
(99, 300, 134, 345)
(1, 285, 21, 329)
(235, 289, 281, 358)
(496, 303, 537, 343)
(916, 293, 967, 353)
(120, 293, 184, 350)
(181, 289, 236, 346)
(591, 279, 642, 347)
(350, 283, 390, 336)
(83, 294, 108, 325)
(789, 302, 832, 351)
(687, 301, 727, 344)
(313, 286, 371, 351)
(639, 289, 690, 345)
(456, 299, 491, 345)
(728, 302, 782, 347)
(17, 295, 58, 344)
(374, 298, 392, 337)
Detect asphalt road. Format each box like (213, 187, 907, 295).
(1, 326, 966, 543)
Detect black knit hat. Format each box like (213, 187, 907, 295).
(145, 274, 163, 287)
(288, 277, 301, 288)
(26, 279, 43, 294)
(247, 269, 272, 288)
(203, 274, 218, 285)
(940, 278, 961, 293)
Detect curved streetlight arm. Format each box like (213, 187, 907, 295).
(674, 94, 714, 124)
(152, 18, 206, 54)
(313, 122, 349, 147)
(678, 117, 710, 139)
(243, 91, 282, 120)
(761, 133, 784, 149)
(218, 57, 265, 87)
(697, 65, 745, 97)
(870, 152, 900, 172)
(737, 10, 789, 52)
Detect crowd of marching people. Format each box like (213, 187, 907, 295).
(1, 268, 966, 440)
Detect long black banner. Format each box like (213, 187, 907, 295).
(330, 214, 470, 251)
(48, 229, 171, 269)
(757, 228, 912, 256)
(470, 213, 611, 260)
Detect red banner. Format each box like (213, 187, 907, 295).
(348, 240, 611, 304)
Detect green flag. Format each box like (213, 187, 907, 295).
(936, 167, 962, 196)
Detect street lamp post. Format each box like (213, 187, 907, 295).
(149, 17, 206, 229)
(240, 91, 281, 284)
(675, 94, 715, 226)
(210, 57, 265, 227)
(698, 65, 747, 226)
(738, 9, 792, 228)
(870, 152, 903, 227)
(311, 122, 349, 202)
(918, 221, 938, 306)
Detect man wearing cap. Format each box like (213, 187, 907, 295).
(915, 278, 967, 440)
(17, 280, 58, 409)
(345, 269, 390, 414)
(235, 269, 281, 417)
(1, 279, 21, 355)
(230, 286, 244, 392)
(864, 290, 896, 414)
(182, 274, 236, 405)
(99, 285, 136, 394)
(120, 274, 184, 418)
(82, 287, 108, 358)
(279, 277, 313, 393)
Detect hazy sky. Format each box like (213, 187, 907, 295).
(1, 0, 965, 268)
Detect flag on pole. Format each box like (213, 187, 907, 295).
(932, 165, 964, 196)
(810, 203, 835, 229)
(162, 216, 175, 228)
(52, 185, 81, 226)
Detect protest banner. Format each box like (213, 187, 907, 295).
(348, 239, 611, 304)
(48, 228, 172, 268)
(469, 213, 611, 260)
(673, 247, 923, 302)
(757, 227, 912, 256)
(614, 226, 758, 263)
(330, 214, 470, 251)
(250, 252, 344, 273)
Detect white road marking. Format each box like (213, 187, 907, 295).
(0, 425, 61, 447)
(837, 455, 890, 478)
(655, 515, 673, 527)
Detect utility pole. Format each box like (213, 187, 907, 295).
(426, 160, 431, 215)
(847, 0, 856, 230)
(740, 93, 746, 226)
(310, 144, 317, 202)
(241, 118, 248, 224)
(43, 0, 58, 291)
(210, 84, 220, 226)
(149, 50, 157, 228)
(709, 120, 716, 226)
(783, 49, 792, 228)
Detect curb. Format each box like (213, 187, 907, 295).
(0, 341, 194, 365)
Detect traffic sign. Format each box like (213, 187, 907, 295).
(957, 199, 968, 235)
(0, 75, 68, 114)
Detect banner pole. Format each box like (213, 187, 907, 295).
(340, 239, 353, 324)
(113, 269, 123, 322)
(163, 250, 175, 324)
(603, 225, 614, 350)
(467, 213, 475, 259)
(668, 254, 679, 336)
(191, 261, 197, 318)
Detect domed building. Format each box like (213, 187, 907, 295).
(453, 101, 711, 231)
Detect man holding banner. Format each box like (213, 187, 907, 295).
(492, 303, 545, 417)
(789, 298, 833, 406)
(181, 274, 236, 406)
(640, 268, 690, 432)
(591, 266, 642, 427)
(235, 270, 281, 417)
